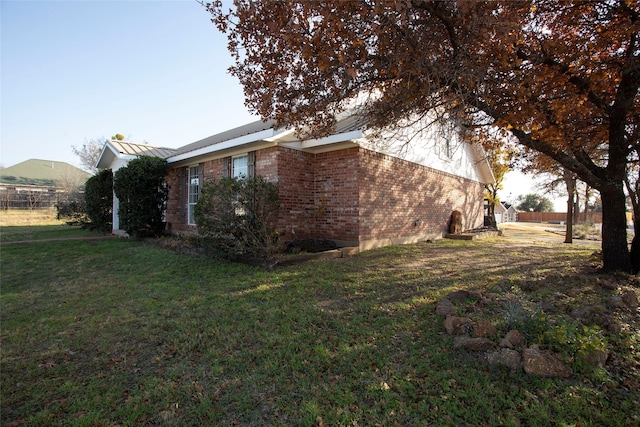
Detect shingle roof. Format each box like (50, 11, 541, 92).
(0, 159, 90, 187)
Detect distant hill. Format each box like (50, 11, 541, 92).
(0, 159, 90, 188)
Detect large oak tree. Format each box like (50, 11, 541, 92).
(206, 0, 639, 272)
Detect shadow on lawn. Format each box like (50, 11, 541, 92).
(196, 239, 637, 425)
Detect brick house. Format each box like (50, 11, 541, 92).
(97, 115, 494, 250)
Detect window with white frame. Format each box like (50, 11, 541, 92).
(187, 165, 200, 225)
(232, 155, 249, 178)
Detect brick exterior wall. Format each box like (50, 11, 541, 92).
(164, 144, 485, 249)
(165, 158, 225, 232)
(358, 148, 484, 248)
(268, 147, 316, 240)
(165, 167, 188, 232)
(312, 148, 360, 242)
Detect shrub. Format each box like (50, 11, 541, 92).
(503, 297, 549, 343)
(194, 176, 280, 260)
(55, 196, 89, 227)
(84, 169, 113, 232)
(502, 296, 608, 370)
(573, 222, 600, 240)
(113, 156, 168, 238)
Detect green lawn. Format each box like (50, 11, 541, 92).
(1, 227, 638, 426)
(0, 224, 98, 243)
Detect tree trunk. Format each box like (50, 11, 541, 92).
(574, 191, 580, 225)
(631, 218, 640, 275)
(600, 184, 631, 273)
(485, 201, 497, 228)
(565, 205, 573, 243)
(584, 185, 591, 224)
(564, 169, 574, 244)
(624, 176, 639, 274)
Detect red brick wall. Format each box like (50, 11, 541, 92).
(165, 167, 187, 232)
(165, 145, 485, 247)
(269, 147, 316, 240)
(312, 148, 360, 242)
(358, 148, 484, 245)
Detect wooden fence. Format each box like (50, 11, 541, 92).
(517, 211, 633, 224)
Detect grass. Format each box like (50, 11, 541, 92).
(0, 209, 99, 243)
(0, 224, 98, 243)
(1, 225, 639, 426)
(0, 209, 64, 227)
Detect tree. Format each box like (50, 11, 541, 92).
(516, 194, 554, 213)
(207, 0, 639, 272)
(113, 156, 168, 238)
(72, 138, 105, 174)
(483, 146, 515, 228)
(520, 150, 580, 242)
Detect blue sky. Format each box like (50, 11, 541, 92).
(1, 0, 255, 169)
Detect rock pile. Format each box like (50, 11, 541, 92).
(437, 290, 564, 377)
(437, 287, 638, 377)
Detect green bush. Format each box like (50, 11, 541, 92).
(194, 176, 280, 259)
(55, 196, 89, 227)
(113, 156, 168, 238)
(84, 169, 113, 232)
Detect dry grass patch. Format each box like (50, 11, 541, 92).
(0, 209, 63, 226)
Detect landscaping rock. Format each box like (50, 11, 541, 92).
(593, 314, 621, 333)
(622, 290, 638, 309)
(499, 330, 526, 349)
(609, 296, 626, 309)
(485, 348, 522, 371)
(523, 345, 572, 378)
(473, 319, 498, 338)
(443, 316, 473, 335)
(571, 306, 591, 319)
(446, 290, 470, 304)
(573, 304, 608, 318)
(599, 279, 618, 290)
(581, 349, 609, 368)
(436, 298, 456, 316)
(468, 290, 484, 301)
(453, 336, 495, 351)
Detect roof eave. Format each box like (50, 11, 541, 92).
(95, 141, 117, 170)
(166, 128, 278, 164)
(281, 129, 364, 151)
(469, 143, 496, 185)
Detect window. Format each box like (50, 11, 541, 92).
(232, 155, 249, 178)
(187, 165, 201, 225)
(223, 152, 255, 178)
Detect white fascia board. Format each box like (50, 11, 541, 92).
(95, 142, 112, 169)
(469, 143, 496, 184)
(300, 129, 364, 149)
(96, 141, 137, 169)
(167, 128, 276, 163)
(264, 128, 296, 142)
